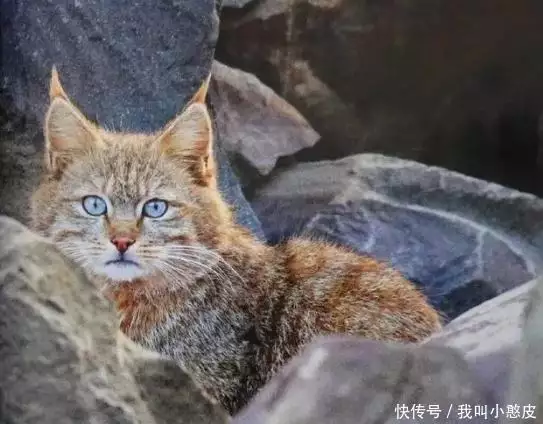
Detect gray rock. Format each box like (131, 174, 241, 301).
(221, 0, 256, 8)
(428, 280, 533, 361)
(426, 280, 535, 405)
(424, 275, 543, 417)
(0, 216, 229, 424)
(252, 154, 543, 320)
(231, 277, 543, 424)
(0, 107, 43, 224)
(503, 277, 543, 423)
(211, 61, 320, 175)
(233, 336, 492, 424)
(1, 0, 218, 131)
(217, 0, 543, 194)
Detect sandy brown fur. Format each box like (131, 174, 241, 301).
(31, 69, 442, 414)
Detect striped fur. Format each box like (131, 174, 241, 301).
(31, 70, 442, 414)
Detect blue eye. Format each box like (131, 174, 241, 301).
(82, 195, 107, 216)
(142, 198, 168, 218)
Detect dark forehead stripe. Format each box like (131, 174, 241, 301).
(101, 143, 162, 201)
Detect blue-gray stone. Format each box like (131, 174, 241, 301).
(252, 154, 543, 320)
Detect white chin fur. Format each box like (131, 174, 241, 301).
(99, 263, 146, 281)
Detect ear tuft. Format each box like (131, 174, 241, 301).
(49, 66, 69, 101)
(187, 73, 212, 106)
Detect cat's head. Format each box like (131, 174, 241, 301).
(31, 67, 235, 285)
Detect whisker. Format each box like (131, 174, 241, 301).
(163, 255, 238, 293)
(152, 248, 229, 283)
(182, 248, 246, 286)
(138, 244, 246, 294)
(166, 255, 224, 281)
(157, 260, 215, 291)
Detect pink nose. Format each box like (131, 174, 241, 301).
(110, 236, 135, 254)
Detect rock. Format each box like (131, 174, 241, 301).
(0, 104, 43, 224)
(233, 336, 492, 424)
(1, 0, 218, 131)
(217, 0, 543, 195)
(0, 216, 229, 424)
(210, 60, 320, 175)
(251, 154, 543, 320)
(221, 0, 255, 8)
(503, 277, 543, 422)
(232, 277, 543, 424)
(426, 279, 535, 405)
(427, 280, 533, 361)
(0, 0, 265, 239)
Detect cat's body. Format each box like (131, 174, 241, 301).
(106, 236, 440, 412)
(31, 69, 442, 414)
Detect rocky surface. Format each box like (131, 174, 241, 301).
(505, 279, 543, 423)
(218, 0, 543, 195)
(0, 216, 229, 424)
(221, 0, 254, 8)
(234, 337, 491, 424)
(211, 60, 319, 176)
(428, 281, 534, 361)
(251, 154, 543, 320)
(0, 105, 43, 224)
(1, 0, 218, 131)
(232, 276, 543, 424)
(427, 280, 535, 406)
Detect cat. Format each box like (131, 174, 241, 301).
(31, 67, 442, 414)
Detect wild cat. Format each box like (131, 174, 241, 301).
(31, 68, 441, 414)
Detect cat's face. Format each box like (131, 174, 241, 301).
(32, 68, 231, 285)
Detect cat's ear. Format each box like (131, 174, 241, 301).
(49, 66, 69, 101)
(44, 67, 100, 172)
(187, 73, 212, 106)
(157, 101, 215, 186)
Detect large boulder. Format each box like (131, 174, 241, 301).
(251, 154, 543, 320)
(505, 279, 543, 421)
(0, 216, 229, 424)
(234, 336, 491, 424)
(427, 280, 535, 406)
(232, 276, 543, 424)
(1, 0, 218, 130)
(217, 0, 543, 195)
(211, 60, 319, 176)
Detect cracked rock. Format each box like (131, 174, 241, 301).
(251, 154, 543, 320)
(0, 216, 228, 424)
